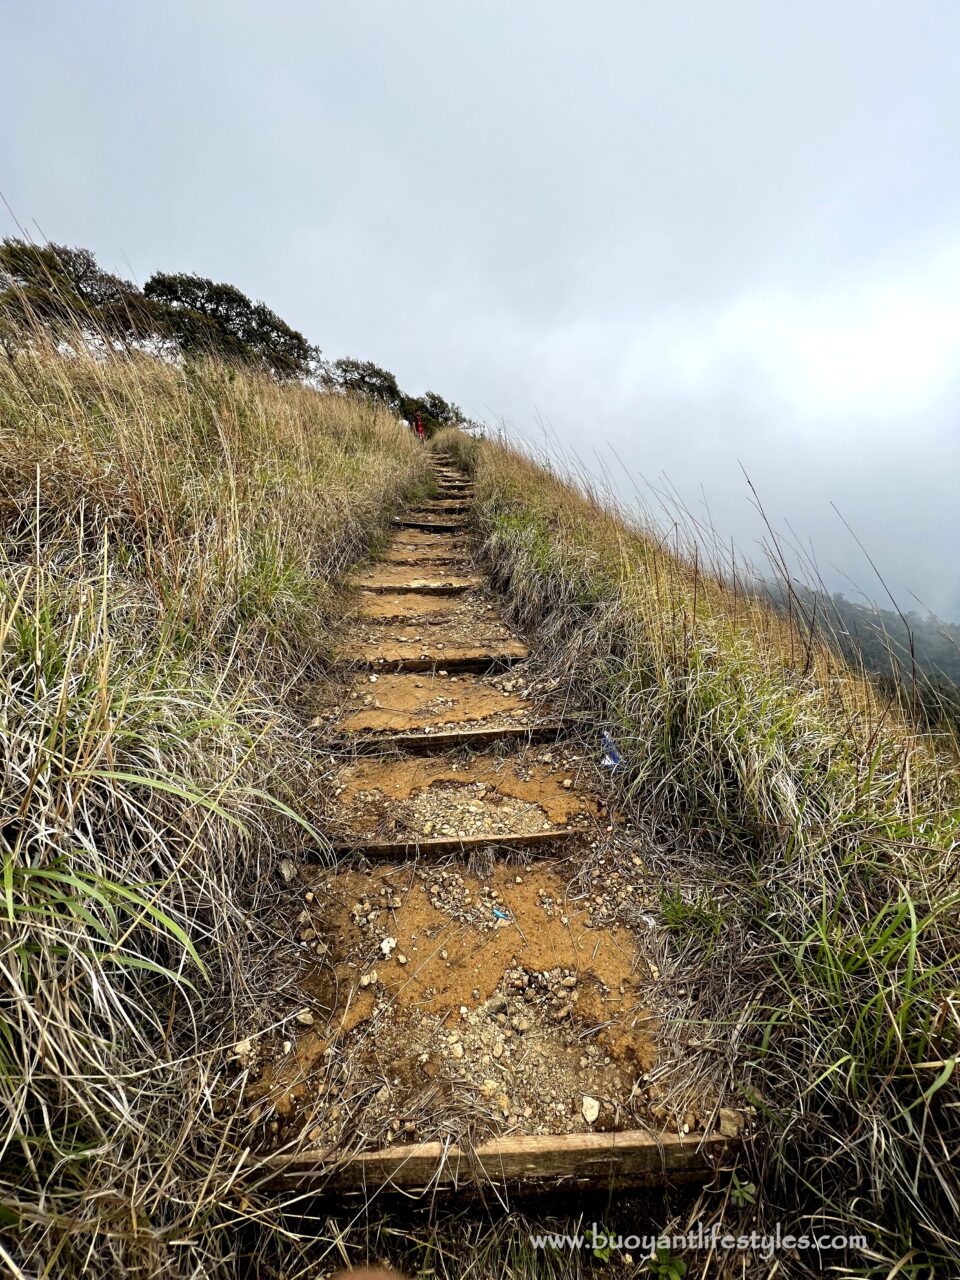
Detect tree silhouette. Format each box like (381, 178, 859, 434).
(144, 272, 318, 380)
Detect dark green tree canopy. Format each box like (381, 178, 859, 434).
(0, 238, 473, 421)
(144, 272, 318, 380)
(0, 243, 319, 383)
(320, 359, 472, 436)
(0, 239, 157, 348)
(320, 357, 404, 411)
(402, 389, 465, 435)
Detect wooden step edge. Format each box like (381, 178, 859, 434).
(394, 519, 468, 532)
(378, 556, 473, 568)
(351, 581, 482, 595)
(336, 720, 572, 753)
(327, 827, 581, 857)
(264, 1128, 735, 1194)
(342, 653, 529, 673)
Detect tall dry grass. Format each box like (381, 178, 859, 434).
(434, 426, 960, 1276)
(0, 342, 430, 1277)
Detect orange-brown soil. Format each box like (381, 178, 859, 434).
(355, 591, 463, 620)
(317, 669, 536, 735)
(243, 464, 716, 1158)
(329, 746, 599, 841)
(251, 858, 658, 1146)
(351, 564, 481, 590)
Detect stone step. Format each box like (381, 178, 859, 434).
(329, 828, 581, 857)
(343, 598, 529, 669)
(354, 591, 478, 621)
(380, 533, 469, 565)
(378, 550, 469, 567)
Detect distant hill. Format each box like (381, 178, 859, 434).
(761, 580, 960, 723)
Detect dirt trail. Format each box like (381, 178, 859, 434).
(250, 463, 737, 1171)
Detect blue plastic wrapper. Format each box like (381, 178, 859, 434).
(600, 729, 623, 769)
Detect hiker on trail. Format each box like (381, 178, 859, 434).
(415, 414, 425, 440)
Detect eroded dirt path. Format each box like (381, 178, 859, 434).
(249, 462, 735, 1163)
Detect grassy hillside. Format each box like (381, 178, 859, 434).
(435, 427, 960, 1276)
(3, 345, 956, 1278)
(763, 581, 960, 735)
(0, 345, 430, 1277)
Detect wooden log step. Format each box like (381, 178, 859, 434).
(339, 721, 571, 753)
(328, 750, 592, 851)
(346, 648, 529, 673)
(266, 1129, 734, 1195)
(329, 827, 581, 857)
(394, 518, 467, 532)
(351, 566, 480, 591)
(356, 580, 479, 596)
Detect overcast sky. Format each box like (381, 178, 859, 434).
(4, 1, 959, 618)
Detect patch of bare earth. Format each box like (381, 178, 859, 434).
(314, 668, 549, 737)
(327, 745, 597, 841)
(246, 858, 661, 1150)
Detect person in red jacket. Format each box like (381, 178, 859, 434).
(415, 414, 425, 440)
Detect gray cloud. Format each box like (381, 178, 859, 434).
(4, 0, 959, 615)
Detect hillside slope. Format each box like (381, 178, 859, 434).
(433, 426, 960, 1276)
(3, 346, 957, 1279)
(0, 346, 430, 1277)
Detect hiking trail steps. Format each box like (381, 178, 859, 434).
(266, 460, 737, 1195)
